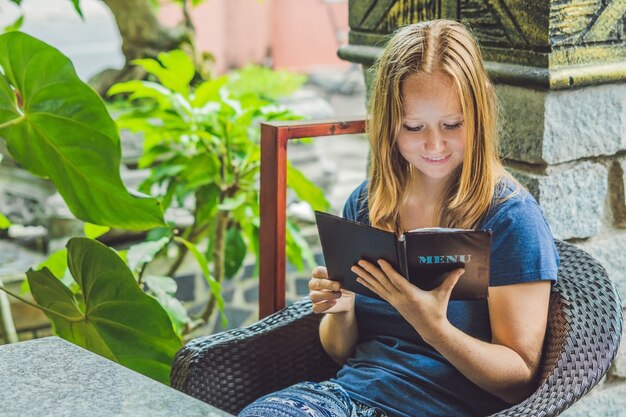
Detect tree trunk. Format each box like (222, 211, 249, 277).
(89, 0, 192, 96)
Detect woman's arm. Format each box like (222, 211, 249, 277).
(353, 259, 551, 404)
(425, 281, 551, 404)
(309, 266, 359, 365)
(319, 309, 359, 365)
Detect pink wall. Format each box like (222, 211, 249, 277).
(158, 0, 349, 75)
(270, 0, 349, 72)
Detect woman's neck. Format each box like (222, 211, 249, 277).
(407, 172, 448, 205)
(399, 172, 450, 230)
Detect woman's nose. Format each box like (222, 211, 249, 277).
(424, 130, 445, 152)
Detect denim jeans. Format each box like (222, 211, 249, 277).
(238, 381, 387, 417)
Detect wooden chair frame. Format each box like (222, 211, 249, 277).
(258, 118, 365, 318)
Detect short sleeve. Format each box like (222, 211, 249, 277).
(480, 193, 559, 286)
(342, 180, 369, 223)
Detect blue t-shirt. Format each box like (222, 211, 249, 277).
(331, 179, 559, 417)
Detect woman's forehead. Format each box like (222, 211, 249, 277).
(401, 72, 462, 118)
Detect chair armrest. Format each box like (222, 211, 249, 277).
(171, 298, 340, 415)
(490, 240, 623, 416)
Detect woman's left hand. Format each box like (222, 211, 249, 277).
(351, 259, 464, 342)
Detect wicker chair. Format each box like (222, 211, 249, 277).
(172, 240, 622, 416)
(171, 120, 622, 416)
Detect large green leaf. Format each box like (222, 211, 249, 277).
(144, 275, 190, 337)
(0, 212, 10, 229)
(175, 236, 225, 325)
(224, 227, 247, 279)
(0, 32, 165, 230)
(287, 162, 330, 211)
(285, 219, 315, 273)
(84, 223, 110, 239)
(228, 65, 307, 100)
(21, 248, 69, 294)
(127, 237, 170, 273)
(132, 50, 195, 97)
(26, 237, 182, 384)
(3, 15, 24, 33)
(69, 0, 83, 18)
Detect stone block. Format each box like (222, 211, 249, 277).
(498, 83, 626, 165)
(497, 86, 546, 164)
(510, 161, 608, 240)
(578, 232, 626, 311)
(560, 380, 626, 417)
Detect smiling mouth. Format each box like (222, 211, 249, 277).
(422, 154, 451, 163)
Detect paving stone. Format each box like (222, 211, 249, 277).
(212, 307, 255, 333)
(241, 263, 256, 279)
(294, 277, 311, 297)
(173, 273, 196, 302)
(314, 252, 326, 266)
(243, 285, 259, 304)
(219, 282, 235, 304)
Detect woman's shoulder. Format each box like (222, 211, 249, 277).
(483, 177, 560, 285)
(481, 177, 558, 257)
(482, 177, 542, 228)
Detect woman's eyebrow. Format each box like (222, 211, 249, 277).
(403, 113, 463, 121)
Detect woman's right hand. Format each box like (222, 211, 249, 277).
(309, 266, 356, 314)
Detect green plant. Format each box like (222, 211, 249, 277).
(9, 237, 181, 384)
(0, 30, 328, 383)
(109, 51, 329, 323)
(0, 31, 180, 384)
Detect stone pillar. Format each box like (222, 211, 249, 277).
(339, 0, 626, 393)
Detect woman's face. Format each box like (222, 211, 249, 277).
(396, 71, 467, 186)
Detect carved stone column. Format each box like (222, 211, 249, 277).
(339, 0, 626, 383)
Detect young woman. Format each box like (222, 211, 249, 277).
(239, 19, 559, 417)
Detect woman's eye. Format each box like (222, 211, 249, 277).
(404, 124, 423, 132)
(444, 121, 464, 130)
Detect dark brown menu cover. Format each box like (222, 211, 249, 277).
(315, 211, 491, 300)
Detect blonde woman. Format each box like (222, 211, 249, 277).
(239, 19, 559, 417)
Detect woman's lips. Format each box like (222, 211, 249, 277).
(422, 154, 451, 164)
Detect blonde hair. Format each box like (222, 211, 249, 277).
(367, 19, 513, 233)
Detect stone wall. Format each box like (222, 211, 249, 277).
(498, 82, 626, 388)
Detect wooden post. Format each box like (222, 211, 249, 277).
(258, 119, 366, 318)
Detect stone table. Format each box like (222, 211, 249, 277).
(0, 336, 234, 416)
